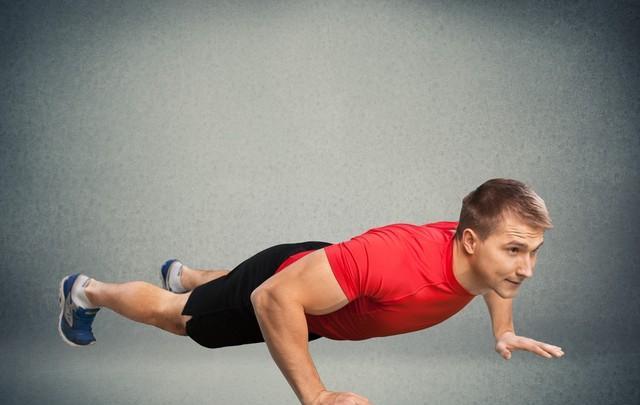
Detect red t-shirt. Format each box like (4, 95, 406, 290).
(274, 221, 476, 340)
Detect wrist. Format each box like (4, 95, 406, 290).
(302, 389, 327, 405)
(495, 329, 515, 339)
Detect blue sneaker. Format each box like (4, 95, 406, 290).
(160, 259, 188, 293)
(58, 273, 100, 347)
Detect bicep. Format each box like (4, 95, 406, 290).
(252, 248, 350, 316)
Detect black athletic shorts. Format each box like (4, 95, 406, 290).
(181, 240, 333, 349)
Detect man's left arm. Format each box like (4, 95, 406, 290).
(483, 290, 565, 360)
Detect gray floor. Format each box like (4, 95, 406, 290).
(3, 303, 639, 405)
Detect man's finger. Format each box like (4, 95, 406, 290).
(539, 343, 564, 357)
(526, 342, 552, 358)
(348, 393, 371, 404)
(543, 343, 564, 355)
(527, 339, 563, 356)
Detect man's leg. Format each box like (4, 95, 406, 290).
(180, 265, 231, 291)
(82, 264, 231, 335)
(85, 279, 193, 336)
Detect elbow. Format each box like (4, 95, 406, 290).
(250, 287, 271, 310)
(251, 287, 300, 315)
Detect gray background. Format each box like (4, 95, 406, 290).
(1, 0, 639, 404)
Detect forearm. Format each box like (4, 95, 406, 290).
(252, 291, 326, 405)
(483, 290, 515, 338)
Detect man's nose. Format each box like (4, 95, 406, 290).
(516, 256, 534, 278)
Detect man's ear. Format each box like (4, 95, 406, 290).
(462, 228, 479, 255)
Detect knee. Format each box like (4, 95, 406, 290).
(157, 314, 190, 336)
(177, 315, 192, 336)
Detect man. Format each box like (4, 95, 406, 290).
(58, 178, 565, 405)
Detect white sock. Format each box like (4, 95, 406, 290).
(168, 261, 187, 293)
(71, 274, 99, 309)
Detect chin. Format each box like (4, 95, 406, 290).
(494, 286, 518, 299)
(493, 279, 522, 298)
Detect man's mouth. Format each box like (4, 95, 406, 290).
(507, 279, 521, 285)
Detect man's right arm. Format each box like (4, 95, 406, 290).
(250, 248, 372, 405)
(251, 286, 326, 404)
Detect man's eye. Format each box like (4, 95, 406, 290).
(508, 247, 519, 254)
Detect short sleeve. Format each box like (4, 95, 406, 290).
(323, 225, 413, 302)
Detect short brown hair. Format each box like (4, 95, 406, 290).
(455, 178, 553, 242)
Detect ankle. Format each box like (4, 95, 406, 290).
(73, 276, 100, 309)
(84, 279, 103, 307)
(178, 265, 193, 291)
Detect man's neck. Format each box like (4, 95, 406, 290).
(451, 238, 487, 296)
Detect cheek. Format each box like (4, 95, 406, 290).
(478, 254, 501, 279)
(488, 251, 512, 277)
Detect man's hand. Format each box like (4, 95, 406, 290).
(495, 331, 565, 360)
(310, 390, 372, 405)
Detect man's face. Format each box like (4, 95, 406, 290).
(470, 213, 545, 298)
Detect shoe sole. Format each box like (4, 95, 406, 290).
(58, 275, 94, 347)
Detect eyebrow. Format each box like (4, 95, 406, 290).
(505, 240, 544, 251)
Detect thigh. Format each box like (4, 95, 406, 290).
(184, 307, 262, 349)
(185, 307, 324, 349)
(181, 241, 331, 348)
